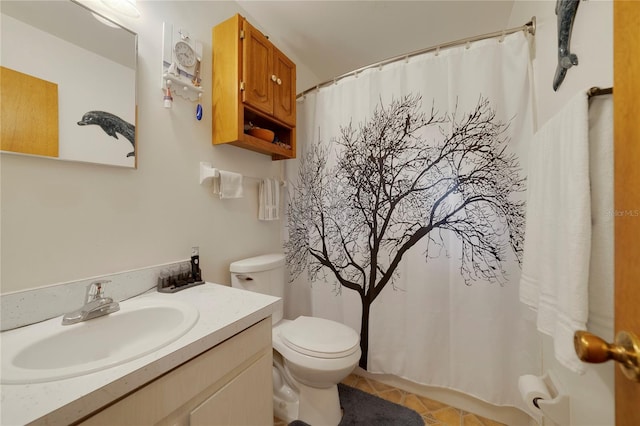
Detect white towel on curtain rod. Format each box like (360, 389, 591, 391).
(519, 90, 591, 374)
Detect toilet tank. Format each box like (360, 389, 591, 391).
(230, 254, 285, 323)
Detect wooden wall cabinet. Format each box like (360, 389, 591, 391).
(79, 319, 273, 426)
(213, 14, 296, 160)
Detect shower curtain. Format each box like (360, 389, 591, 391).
(285, 32, 540, 409)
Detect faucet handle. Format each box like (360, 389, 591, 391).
(86, 280, 111, 302)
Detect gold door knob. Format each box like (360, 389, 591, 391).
(574, 330, 640, 381)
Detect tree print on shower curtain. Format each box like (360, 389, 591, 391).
(286, 94, 525, 369)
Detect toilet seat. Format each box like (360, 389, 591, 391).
(279, 316, 360, 359)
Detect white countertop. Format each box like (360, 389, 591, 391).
(0, 283, 281, 425)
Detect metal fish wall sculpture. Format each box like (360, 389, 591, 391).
(77, 111, 136, 158)
(553, 0, 580, 91)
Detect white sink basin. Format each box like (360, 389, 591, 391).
(1, 296, 199, 384)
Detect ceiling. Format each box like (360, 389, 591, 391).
(237, 1, 516, 93)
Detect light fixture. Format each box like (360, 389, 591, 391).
(100, 0, 140, 18)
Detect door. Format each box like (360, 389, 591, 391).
(242, 19, 273, 116)
(614, 0, 640, 424)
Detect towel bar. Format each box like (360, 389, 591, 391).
(199, 162, 286, 186)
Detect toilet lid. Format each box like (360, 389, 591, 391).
(279, 316, 360, 359)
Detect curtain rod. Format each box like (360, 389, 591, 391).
(297, 16, 537, 99)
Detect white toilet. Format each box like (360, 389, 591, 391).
(230, 253, 361, 426)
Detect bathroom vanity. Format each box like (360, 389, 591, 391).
(0, 284, 281, 425)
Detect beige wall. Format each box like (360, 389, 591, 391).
(509, 0, 613, 127)
(508, 2, 614, 425)
(0, 1, 314, 294)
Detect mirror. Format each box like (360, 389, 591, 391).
(0, 0, 137, 168)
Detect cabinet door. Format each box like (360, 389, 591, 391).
(242, 20, 273, 116)
(190, 352, 272, 426)
(273, 47, 296, 126)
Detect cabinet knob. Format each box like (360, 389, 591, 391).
(277, 78, 282, 85)
(271, 74, 277, 82)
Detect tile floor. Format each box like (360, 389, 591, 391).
(274, 373, 506, 426)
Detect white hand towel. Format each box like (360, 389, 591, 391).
(259, 180, 266, 220)
(586, 96, 614, 339)
(259, 178, 280, 221)
(272, 178, 280, 220)
(214, 170, 243, 199)
(266, 178, 273, 219)
(519, 90, 591, 374)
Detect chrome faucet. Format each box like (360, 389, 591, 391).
(62, 280, 120, 325)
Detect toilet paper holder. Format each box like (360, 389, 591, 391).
(520, 372, 569, 426)
(537, 372, 569, 425)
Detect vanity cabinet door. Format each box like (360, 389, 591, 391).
(242, 20, 273, 116)
(190, 352, 272, 426)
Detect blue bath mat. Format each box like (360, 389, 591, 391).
(288, 383, 424, 425)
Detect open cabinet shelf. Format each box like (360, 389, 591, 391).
(231, 132, 295, 159)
